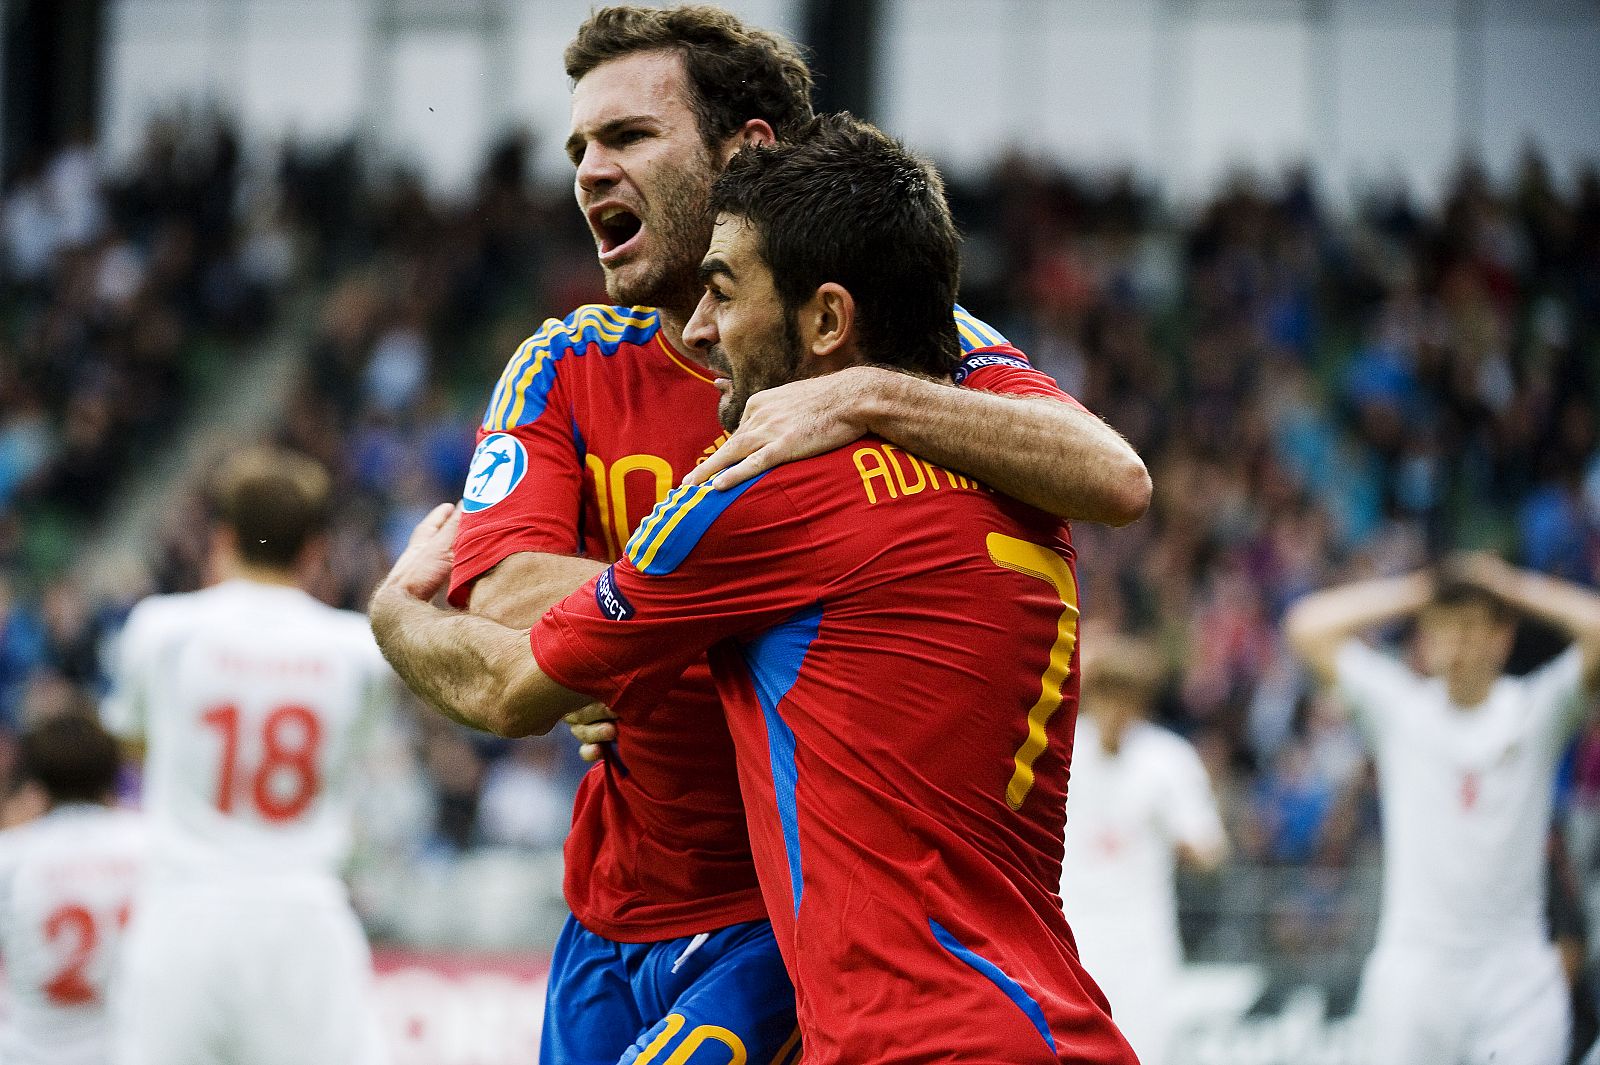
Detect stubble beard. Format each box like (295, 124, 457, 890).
(716, 317, 804, 434)
(603, 153, 717, 318)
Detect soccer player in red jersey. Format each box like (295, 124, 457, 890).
(374, 113, 1139, 1065)
(431, 7, 1148, 1062)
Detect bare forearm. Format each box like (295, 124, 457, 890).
(1474, 560, 1600, 644)
(1466, 557, 1600, 686)
(469, 552, 606, 627)
(1286, 572, 1434, 683)
(370, 588, 567, 737)
(864, 372, 1150, 525)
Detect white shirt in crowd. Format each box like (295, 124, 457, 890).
(1062, 715, 1226, 960)
(0, 804, 144, 1065)
(1060, 715, 1225, 1065)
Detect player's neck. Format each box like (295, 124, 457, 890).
(1445, 675, 1495, 710)
(657, 311, 709, 368)
(222, 558, 303, 590)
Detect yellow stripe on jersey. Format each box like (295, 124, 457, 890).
(487, 332, 541, 431)
(953, 318, 986, 351)
(629, 483, 714, 573)
(955, 308, 1004, 347)
(503, 344, 560, 430)
(482, 306, 662, 431)
(953, 305, 1009, 349)
(623, 482, 694, 561)
(767, 1027, 801, 1065)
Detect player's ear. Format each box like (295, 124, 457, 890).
(804, 283, 854, 362)
(207, 525, 237, 581)
(294, 533, 330, 588)
(720, 119, 776, 163)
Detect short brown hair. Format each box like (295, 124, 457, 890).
(212, 447, 330, 568)
(712, 113, 962, 377)
(20, 713, 121, 805)
(1082, 635, 1166, 698)
(565, 5, 814, 148)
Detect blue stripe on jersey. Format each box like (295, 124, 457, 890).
(483, 305, 661, 431)
(929, 919, 1057, 1052)
(952, 304, 1008, 352)
(740, 604, 823, 916)
(623, 472, 769, 576)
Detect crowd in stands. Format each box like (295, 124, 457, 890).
(0, 111, 1597, 957)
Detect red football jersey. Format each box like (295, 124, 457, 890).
(452, 303, 1087, 944)
(532, 439, 1136, 1063)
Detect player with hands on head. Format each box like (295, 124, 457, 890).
(0, 714, 143, 1065)
(431, 6, 1149, 1062)
(104, 447, 393, 1065)
(1285, 550, 1600, 1065)
(375, 112, 1137, 1064)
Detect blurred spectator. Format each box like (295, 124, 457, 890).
(477, 741, 571, 851)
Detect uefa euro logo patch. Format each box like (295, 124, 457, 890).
(462, 433, 528, 513)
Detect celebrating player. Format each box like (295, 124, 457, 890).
(0, 714, 143, 1065)
(447, 6, 1150, 1062)
(104, 448, 393, 1065)
(375, 114, 1138, 1064)
(1059, 632, 1227, 1065)
(1286, 552, 1600, 1065)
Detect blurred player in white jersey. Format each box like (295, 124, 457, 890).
(1059, 634, 1227, 1065)
(103, 447, 393, 1065)
(0, 714, 143, 1065)
(1287, 552, 1600, 1065)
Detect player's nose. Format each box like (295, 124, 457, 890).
(575, 143, 622, 194)
(684, 291, 718, 351)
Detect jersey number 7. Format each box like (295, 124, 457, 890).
(201, 704, 323, 822)
(986, 533, 1080, 811)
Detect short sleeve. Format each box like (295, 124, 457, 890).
(1159, 737, 1227, 854)
(950, 306, 1085, 407)
(954, 347, 1086, 408)
(1333, 638, 1421, 743)
(100, 603, 163, 742)
(449, 322, 588, 607)
(531, 475, 823, 718)
(1522, 646, 1586, 752)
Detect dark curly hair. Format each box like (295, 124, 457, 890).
(711, 113, 961, 377)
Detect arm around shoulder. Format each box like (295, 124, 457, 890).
(862, 371, 1152, 526)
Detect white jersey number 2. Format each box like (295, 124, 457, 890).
(43, 900, 129, 1006)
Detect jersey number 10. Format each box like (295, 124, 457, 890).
(201, 704, 323, 822)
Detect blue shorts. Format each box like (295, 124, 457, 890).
(541, 915, 799, 1065)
